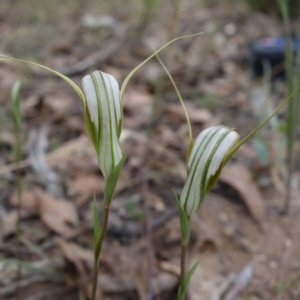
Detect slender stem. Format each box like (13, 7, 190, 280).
(277, 0, 297, 213)
(168, 0, 183, 42)
(155, 55, 193, 146)
(180, 242, 186, 291)
(15, 136, 22, 300)
(91, 203, 110, 300)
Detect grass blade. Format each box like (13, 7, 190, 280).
(0, 55, 85, 106)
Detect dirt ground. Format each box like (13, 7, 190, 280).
(0, 0, 300, 299)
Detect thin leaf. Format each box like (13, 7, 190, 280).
(178, 259, 200, 300)
(155, 54, 193, 159)
(277, 0, 297, 209)
(79, 292, 87, 300)
(277, 274, 300, 295)
(120, 32, 202, 100)
(93, 195, 102, 261)
(224, 85, 300, 165)
(104, 154, 127, 205)
(0, 258, 64, 279)
(21, 235, 49, 259)
(173, 189, 190, 245)
(0, 55, 85, 106)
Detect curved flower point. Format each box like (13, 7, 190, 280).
(180, 126, 240, 217)
(82, 71, 123, 179)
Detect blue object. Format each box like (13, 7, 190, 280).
(251, 36, 299, 78)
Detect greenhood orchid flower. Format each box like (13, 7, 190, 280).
(82, 71, 123, 179)
(180, 126, 240, 217)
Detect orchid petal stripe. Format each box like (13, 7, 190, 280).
(82, 71, 122, 179)
(180, 126, 240, 216)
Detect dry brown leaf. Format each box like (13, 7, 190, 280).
(70, 174, 105, 207)
(62, 153, 97, 174)
(44, 94, 73, 115)
(0, 211, 17, 240)
(55, 237, 93, 296)
(220, 164, 266, 227)
(10, 190, 38, 212)
(224, 261, 255, 300)
(123, 86, 153, 110)
(154, 124, 178, 147)
(0, 209, 36, 241)
(34, 188, 78, 237)
(0, 135, 92, 177)
(55, 237, 93, 269)
(97, 271, 177, 294)
(145, 191, 166, 212)
(122, 86, 153, 128)
(158, 261, 180, 276)
(188, 250, 235, 300)
(238, 144, 258, 161)
(48, 136, 94, 170)
(162, 102, 213, 124)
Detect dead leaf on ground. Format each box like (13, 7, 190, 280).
(223, 261, 255, 300)
(154, 124, 176, 146)
(144, 190, 166, 212)
(10, 190, 38, 212)
(96, 271, 177, 295)
(64, 153, 98, 174)
(44, 93, 74, 115)
(220, 164, 266, 227)
(123, 86, 153, 110)
(70, 174, 105, 207)
(0, 211, 18, 240)
(34, 188, 79, 237)
(188, 249, 235, 300)
(0, 210, 33, 241)
(48, 135, 94, 170)
(0, 135, 92, 177)
(55, 237, 93, 270)
(55, 237, 93, 296)
(122, 86, 153, 128)
(162, 102, 213, 124)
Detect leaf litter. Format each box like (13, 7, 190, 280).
(0, 1, 300, 300)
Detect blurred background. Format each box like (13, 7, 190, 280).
(0, 0, 300, 299)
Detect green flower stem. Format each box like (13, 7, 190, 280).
(179, 241, 187, 299)
(91, 202, 110, 300)
(15, 137, 22, 300)
(11, 80, 23, 300)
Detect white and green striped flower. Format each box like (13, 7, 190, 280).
(82, 71, 123, 179)
(180, 126, 240, 216)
